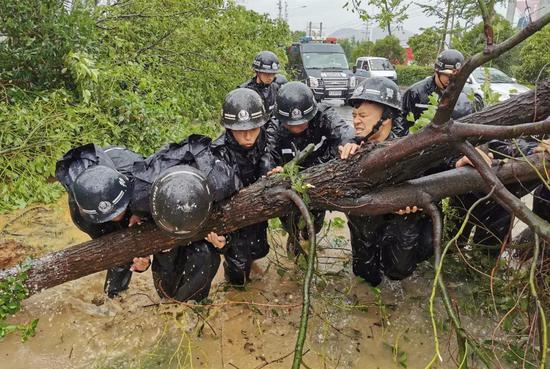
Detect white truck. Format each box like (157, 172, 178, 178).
(352, 57, 398, 84)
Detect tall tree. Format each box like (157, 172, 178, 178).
(345, 0, 410, 36)
(372, 35, 405, 62)
(407, 27, 440, 66)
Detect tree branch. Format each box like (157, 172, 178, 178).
(282, 190, 316, 369)
(431, 12, 550, 126)
(457, 141, 550, 241)
(450, 118, 550, 140)
(324, 153, 548, 216)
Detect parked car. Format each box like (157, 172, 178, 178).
(352, 57, 398, 84)
(287, 37, 356, 102)
(463, 67, 530, 108)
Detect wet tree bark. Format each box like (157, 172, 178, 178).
(1, 84, 550, 296)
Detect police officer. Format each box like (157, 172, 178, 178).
(267, 81, 355, 255)
(55, 144, 151, 298)
(241, 51, 281, 115)
(147, 165, 223, 301)
(210, 88, 272, 285)
(402, 49, 473, 132)
(130, 134, 240, 300)
(339, 77, 434, 285)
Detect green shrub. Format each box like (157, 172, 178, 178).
(0, 0, 96, 91)
(515, 25, 550, 84)
(395, 65, 432, 87)
(0, 0, 292, 212)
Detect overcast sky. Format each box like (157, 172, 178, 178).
(237, 0, 509, 36)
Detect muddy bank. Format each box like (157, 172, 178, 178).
(0, 196, 518, 369)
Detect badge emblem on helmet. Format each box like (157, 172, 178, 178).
(238, 110, 250, 121)
(98, 201, 113, 214)
(354, 85, 364, 95)
(272, 63, 278, 69)
(291, 108, 303, 119)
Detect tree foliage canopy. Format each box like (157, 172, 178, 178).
(452, 14, 518, 75)
(407, 27, 440, 66)
(0, 0, 291, 212)
(515, 24, 550, 84)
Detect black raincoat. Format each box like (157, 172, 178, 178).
(346, 131, 433, 285)
(131, 134, 240, 301)
(267, 104, 355, 253)
(240, 77, 280, 115)
(268, 103, 355, 168)
(210, 130, 271, 285)
(55, 144, 145, 298)
(402, 76, 540, 251)
(402, 76, 473, 131)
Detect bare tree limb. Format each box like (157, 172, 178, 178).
(431, 12, 550, 127)
(457, 141, 550, 241)
(450, 118, 550, 140)
(282, 190, 316, 369)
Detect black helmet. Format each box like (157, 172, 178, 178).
(434, 49, 464, 74)
(72, 165, 131, 223)
(274, 74, 288, 85)
(348, 77, 402, 111)
(221, 88, 267, 130)
(252, 51, 280, 74)
(150, 165, 212, 237)
(275, 81, 318, 126)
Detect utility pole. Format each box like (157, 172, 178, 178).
(277, 0, 283, 20)
(308, 21, 312, 37)
(285, 1, 288, 22)
(319, 22, 323, 38)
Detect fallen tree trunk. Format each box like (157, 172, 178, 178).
(1, 85, 550, 296)
(1, 154, 548, 295)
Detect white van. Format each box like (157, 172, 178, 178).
(353, 57, 398, 84)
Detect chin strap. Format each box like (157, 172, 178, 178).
(363, 116, 385, 141)
(434, 72, 447, 91)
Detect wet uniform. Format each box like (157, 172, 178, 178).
(403, 76, 547, 250)
(401, 76, 473, 133)
(211, 128, 272, 285)
(131, 134, 239, 301)
(347, 132, 433, 285)
(268, 104, 355, 245)
(55, 144, 144, 298)
(402, 76, 512, 250)
(240, 77, 280, 115)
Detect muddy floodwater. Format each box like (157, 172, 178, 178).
(0, 196, 519, 369)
